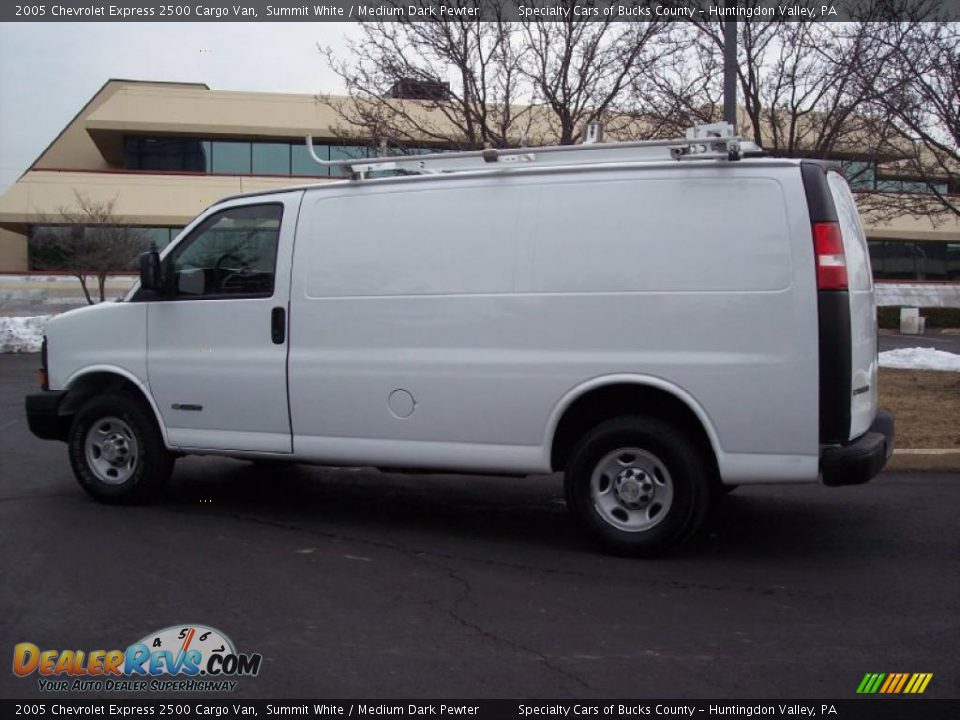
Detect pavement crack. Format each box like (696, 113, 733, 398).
(415, 555, 598, 696)
(165, 505, 827, 601)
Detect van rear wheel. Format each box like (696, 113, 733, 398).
(564, 416, 710, 557)
(68, 393, 174, 504)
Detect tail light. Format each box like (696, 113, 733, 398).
(812, 222, 848, 290)
(38, 336, 49, 390)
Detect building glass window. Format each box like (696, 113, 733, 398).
(915, 241, 948, 281)
(875, 179, 950, 195)
(252, 143, 291, 175)
(841, 159, 951, 196)
(882, 242, 917, 279)
(210, 141, 252, 174)
(868, 240, 885, 276)
(292, 142, 328, 176)
(140, 227, 172, 251)
(949, 243, 960, 280)
(141, 227, 185, 251)
(28, 225, 184, 271)
(124, 135, 434, 177)
(329, 145, 369, 178)
(124, 137, 209, 172)
(868, 240, 960, 281)
(841, 160, 876, 190)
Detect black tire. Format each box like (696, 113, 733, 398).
(716, 483, 739, 496)
(564, 416, 711, 557)
(68, 393, 175, 504)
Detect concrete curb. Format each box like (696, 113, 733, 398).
(886, 449, 960, 473)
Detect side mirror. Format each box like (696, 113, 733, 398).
(138, 251, 162, 292)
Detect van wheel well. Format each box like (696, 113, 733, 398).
(60, 373, 154, 426)
(551, 384, 718, 478)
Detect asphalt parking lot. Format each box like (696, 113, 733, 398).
(1, 352, 957, 700)
(880, 330, 960, 354)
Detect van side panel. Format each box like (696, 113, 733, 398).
(530, 178, 792, 293)
(46, 302, 147, 393)
(287, 164, 820, 481)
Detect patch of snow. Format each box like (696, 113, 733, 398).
(44, 296, 106, 305)
(879, 347, 960, 372)
(0, 289, 46, 303)
(0, 315, 53, 353)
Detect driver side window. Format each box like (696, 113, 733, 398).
(168, 203, 283, 299)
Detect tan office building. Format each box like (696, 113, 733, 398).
(1, 79, 957, 281)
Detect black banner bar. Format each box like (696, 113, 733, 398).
(4, 1, 960, 23)
(2, 700, 960, 720)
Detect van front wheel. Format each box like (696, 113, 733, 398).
(68, 393, 174, 504)
(564, 416, 710, 557)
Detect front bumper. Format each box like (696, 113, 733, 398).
(25, 390, 68, 441)
(821, 410, 895, 487)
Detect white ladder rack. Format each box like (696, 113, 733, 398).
(305, 123, 760, 180)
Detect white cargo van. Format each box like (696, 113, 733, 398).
(25, 124, 894, 556)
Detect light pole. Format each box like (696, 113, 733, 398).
(723, 19, 737, 129)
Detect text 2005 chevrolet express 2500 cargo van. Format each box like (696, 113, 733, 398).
(25, 124, 894, 556)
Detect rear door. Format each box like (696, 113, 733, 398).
(827, 172, 878, 439)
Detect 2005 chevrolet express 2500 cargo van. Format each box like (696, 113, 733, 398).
(26, 124, 894, 556)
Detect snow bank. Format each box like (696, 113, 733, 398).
(880, 347, 960, 372)
(0, 315, 53, 353)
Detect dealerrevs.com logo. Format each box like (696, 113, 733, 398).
(12, 624, 262, 693)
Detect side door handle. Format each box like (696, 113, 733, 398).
(271, 307, 286, 345)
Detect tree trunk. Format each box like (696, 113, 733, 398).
(76, 274, 94, 305)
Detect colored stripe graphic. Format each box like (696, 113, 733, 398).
(906, 673, 934, 694)
(857, 673, 933, 694)
(892, 673, 910, 693)
(856, 673, 885, 694)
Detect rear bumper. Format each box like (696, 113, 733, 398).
(821, 410, 895, 487)
(25, 390, 68, 441)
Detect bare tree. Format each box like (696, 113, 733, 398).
(320, 7, 672, 149)
(674, 19, 890, 155)
(321, 12, 956, 227)
(637, 16, 954, 224)
(320, 9, 533, 150)
(518, 14, 673, 145)
(30, 193, 147, 304)
(858, 21, 959, 219)
(631, 25, 725, 138)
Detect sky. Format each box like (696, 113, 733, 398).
(0, 23, 363, 192)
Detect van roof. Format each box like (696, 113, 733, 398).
(214, 155, 803, 207)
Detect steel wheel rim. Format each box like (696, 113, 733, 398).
(84, 416, 139, 485)
(590, 446, 673, 532)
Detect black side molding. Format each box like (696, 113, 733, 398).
(817, 290, 853, 443)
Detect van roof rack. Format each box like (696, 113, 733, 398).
(306, 123, 761, 180)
